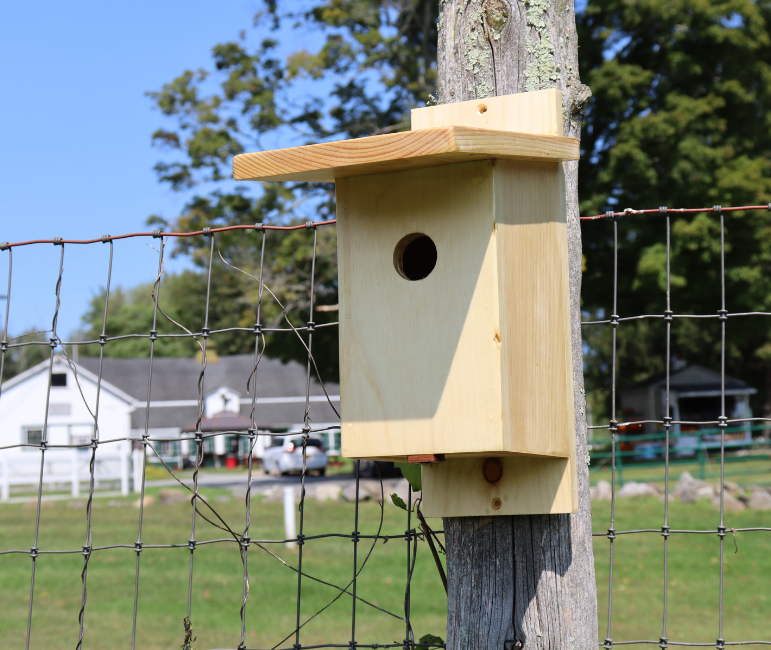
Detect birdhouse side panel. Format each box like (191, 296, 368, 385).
(494, 160, 576, 458)
(337, 161, 506, 459)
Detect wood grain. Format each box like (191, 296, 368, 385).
(411, 88, 563, 136)
(437, 0, 598, 646)
(233, 126, 578, 182)
(421, 456, 574, 517)
(337, 160, 506, 459)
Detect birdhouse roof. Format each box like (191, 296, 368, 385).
(233, 126, 579, 183)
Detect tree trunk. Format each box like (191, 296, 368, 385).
(436, 1, 596, 648)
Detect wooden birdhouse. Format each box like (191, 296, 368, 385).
(234, 89, 579, 517)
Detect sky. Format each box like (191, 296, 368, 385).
(0, 0, 273, 339)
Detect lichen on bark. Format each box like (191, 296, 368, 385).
(523, 0, 560, 91)
(463, 4, 495, 98)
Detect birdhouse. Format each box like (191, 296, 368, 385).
(234, 89, 579, 516)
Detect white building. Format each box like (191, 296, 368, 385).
(0, 354, 340, 500)
(0, 356, 133, 500)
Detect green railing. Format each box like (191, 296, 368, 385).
(589, 423, 771, 486)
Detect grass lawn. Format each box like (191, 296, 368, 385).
(0, 487, 447, 650)
(2, 486, 771, 648)
(591, 454, 771, 488)
(592, 495, 771, 646)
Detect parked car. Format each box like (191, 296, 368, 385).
(262, 436, 328, 476)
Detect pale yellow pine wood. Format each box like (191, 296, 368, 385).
(233, 126, 578, 183)
(337, 160, 507, 458)
(420, 456, 575, 517)
(411, 88, 563, 136)
(495, 160, 575, 458)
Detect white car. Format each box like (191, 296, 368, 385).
(262, 436, 328, 476)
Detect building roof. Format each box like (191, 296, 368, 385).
(77, 354, 340, 430)
(623, 364, 756, 395)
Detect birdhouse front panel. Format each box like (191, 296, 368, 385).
(337, 157, 575, 461)
(337, 160, 506, 459)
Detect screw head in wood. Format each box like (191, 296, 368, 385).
(482, 457, 503, 483)
(491, 497, 502, 510)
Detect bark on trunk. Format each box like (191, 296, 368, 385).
(437, 1, 597, 648)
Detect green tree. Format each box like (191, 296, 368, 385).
(1, 331, 50, 382)
(138, 0, 771, 415)
(135, 1, 438, 381)
(577, 0, 771, 420)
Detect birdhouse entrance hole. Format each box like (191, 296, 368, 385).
(393, 233, 437, 281)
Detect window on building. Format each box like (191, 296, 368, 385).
(51, 373, 67, 387)
(24, 428, 43, 448)
(159, 440, 177, 456)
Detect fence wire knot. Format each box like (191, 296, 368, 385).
(101, 234, 110, 243)
(52, 237, 63, 246)
(0, 242, 9, 251)
(603, 638, 613, 649)
(658, 637, 668, 648)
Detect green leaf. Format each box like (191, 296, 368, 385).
(394, 462, 422, 491)
(390, 493, 408, 511)
(418, 633, 445, 645)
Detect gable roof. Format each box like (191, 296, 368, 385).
(77, 354, 337, 402)
(624, 364, 756, 394)
(77, 354, 340, 429)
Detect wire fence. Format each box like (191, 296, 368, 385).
(583, 203, 771, 648)
(2, 202, 771, 649)
(0, 220, 444, 650)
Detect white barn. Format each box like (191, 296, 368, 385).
(0, 356, 133, 500)
(0, 354, 341, 500)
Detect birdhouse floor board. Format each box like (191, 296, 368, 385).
(232, 126, 579, 182)
(420, 456, 578, 517)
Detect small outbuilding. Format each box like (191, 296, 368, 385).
(620, 363, 756, 448)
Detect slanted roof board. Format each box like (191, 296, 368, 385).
(232, 126, 579, 183)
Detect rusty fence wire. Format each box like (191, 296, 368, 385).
(0, 220, 443, 650)
(3, 202, 771, 649)
(582, 204, 771, 649)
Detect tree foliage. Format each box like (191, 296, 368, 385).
(577, 0, 771, 419)
(119, 1, 439, 381)
(81, 0, 771, 415)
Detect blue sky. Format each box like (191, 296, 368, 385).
(0, 0, 272, 339)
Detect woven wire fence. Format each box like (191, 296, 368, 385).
(0, 221, 445, 650)
(582, 204, 771, 649)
